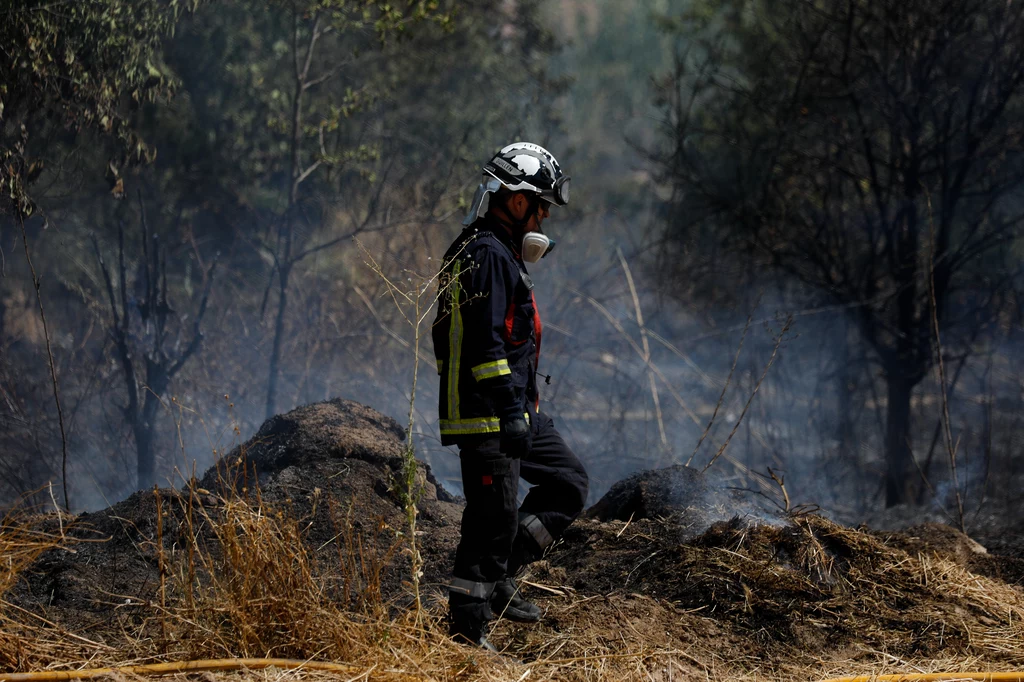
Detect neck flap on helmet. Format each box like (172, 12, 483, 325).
(462, 178, 503, 226)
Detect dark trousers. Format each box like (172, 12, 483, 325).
(452, 412, 589, 586)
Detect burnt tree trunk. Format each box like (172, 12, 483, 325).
(133, 418, 155, 491)
(135, 367, 169, 489)
(883, 372, 915, 507)
(263, 13, 319, 421)
(265, 263, 291, 420)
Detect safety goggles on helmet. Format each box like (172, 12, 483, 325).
(487, 172, 570, 206)
(540, 175, 570, 207)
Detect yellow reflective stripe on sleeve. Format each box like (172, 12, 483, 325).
(436, 359, 443, 375)
(447, 259, 464, 421)
(471, 359, 511, 381)
(439, 417, 502, 435)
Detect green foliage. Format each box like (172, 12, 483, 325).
(548, 0, 681, 210)
(139, 0, 459, 225)
(134, 0, 562, 248)
(0, 0, 203, 216)
(0, 0, 565, 499)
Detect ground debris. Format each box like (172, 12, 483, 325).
(5, 403, 1024, 679)
(546, 510, 1024, 664)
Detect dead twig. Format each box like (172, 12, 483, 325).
(687, 298, 760, 468)
(924, 189, 965, 532)
(703, 315, 793, 473)
(574, 288, 706, 430)
(767, 468, 790, 513)
(616, 511, 636, 539)
(617, 249, 668, 454)
(355, 238, 463, 619)
(18, 214, 70, 511)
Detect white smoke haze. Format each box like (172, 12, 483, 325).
(1, 0, 1022, 561)
(8, 218, 1022, 536)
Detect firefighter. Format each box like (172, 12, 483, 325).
(432, 142, 589, 650)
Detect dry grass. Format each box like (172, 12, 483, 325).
(0, 503, 110, 672)
(682, 516, 1024, 663)
(169, 490, 415, 663)
(0, 509, 60, 598)
(3, 481, 1024, 681)
(0, 481, 739, 680)
(142, 477, 517, 680)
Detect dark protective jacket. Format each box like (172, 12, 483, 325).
(432, 217, 541, 446)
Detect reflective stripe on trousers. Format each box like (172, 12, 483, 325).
(448, 577, 496, 600)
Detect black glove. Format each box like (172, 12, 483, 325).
(500, 414, 531, 458)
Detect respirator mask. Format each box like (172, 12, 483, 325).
(464, 179, 558, 263)
(520, 193, 558, 263)
(522, 231, 556, 263)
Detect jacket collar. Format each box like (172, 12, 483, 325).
(472, 215, 523, 261)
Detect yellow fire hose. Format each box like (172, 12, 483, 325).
(0, 658, 418, 681)
(2, 659, 1022, 681)
(819, 674, 1024, 681)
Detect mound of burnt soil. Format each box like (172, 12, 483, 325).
(585, 464, 781, 539)
(541, 511, 1024, 664)
(874, 522, 1024, 586)
(14, 399, 464, 631)
(197, 400, 434, 492)
(587, 465, 714, 520)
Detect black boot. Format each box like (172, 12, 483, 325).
(506, 526, 542, 578)
(491, 578, 542, 623)
(448, 594, 498, 652)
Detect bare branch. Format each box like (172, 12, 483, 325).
(925, 190, 965, 530)
(703, 316, 793, 474)
(20, 214, 70, 511)
(92, 235, 121, 330)
(294, 159, 323, 188)
(687, 299, 758, 468)
(168, 255, 220, 379)
(617, 249, 668, 453)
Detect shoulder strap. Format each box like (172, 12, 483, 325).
(474, 231, 534, 290)
(448, 228, 533, 290)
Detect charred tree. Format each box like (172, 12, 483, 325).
(93, 202, 218, 490)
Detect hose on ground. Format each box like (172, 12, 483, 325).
(0, 658, 420, 681)
(819, 674, 1024, 681)
(2, 659, 1022, 681)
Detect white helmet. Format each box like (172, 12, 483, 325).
(463, 142, 571, 226)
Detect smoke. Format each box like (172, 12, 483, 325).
(7, 204, 1022, 527)
(4, 0, 1024, 539)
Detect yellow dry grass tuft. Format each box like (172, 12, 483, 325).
(152, 477, 511, 679)
(0, 503, 109, 672)
(171, 489, 373, 661)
